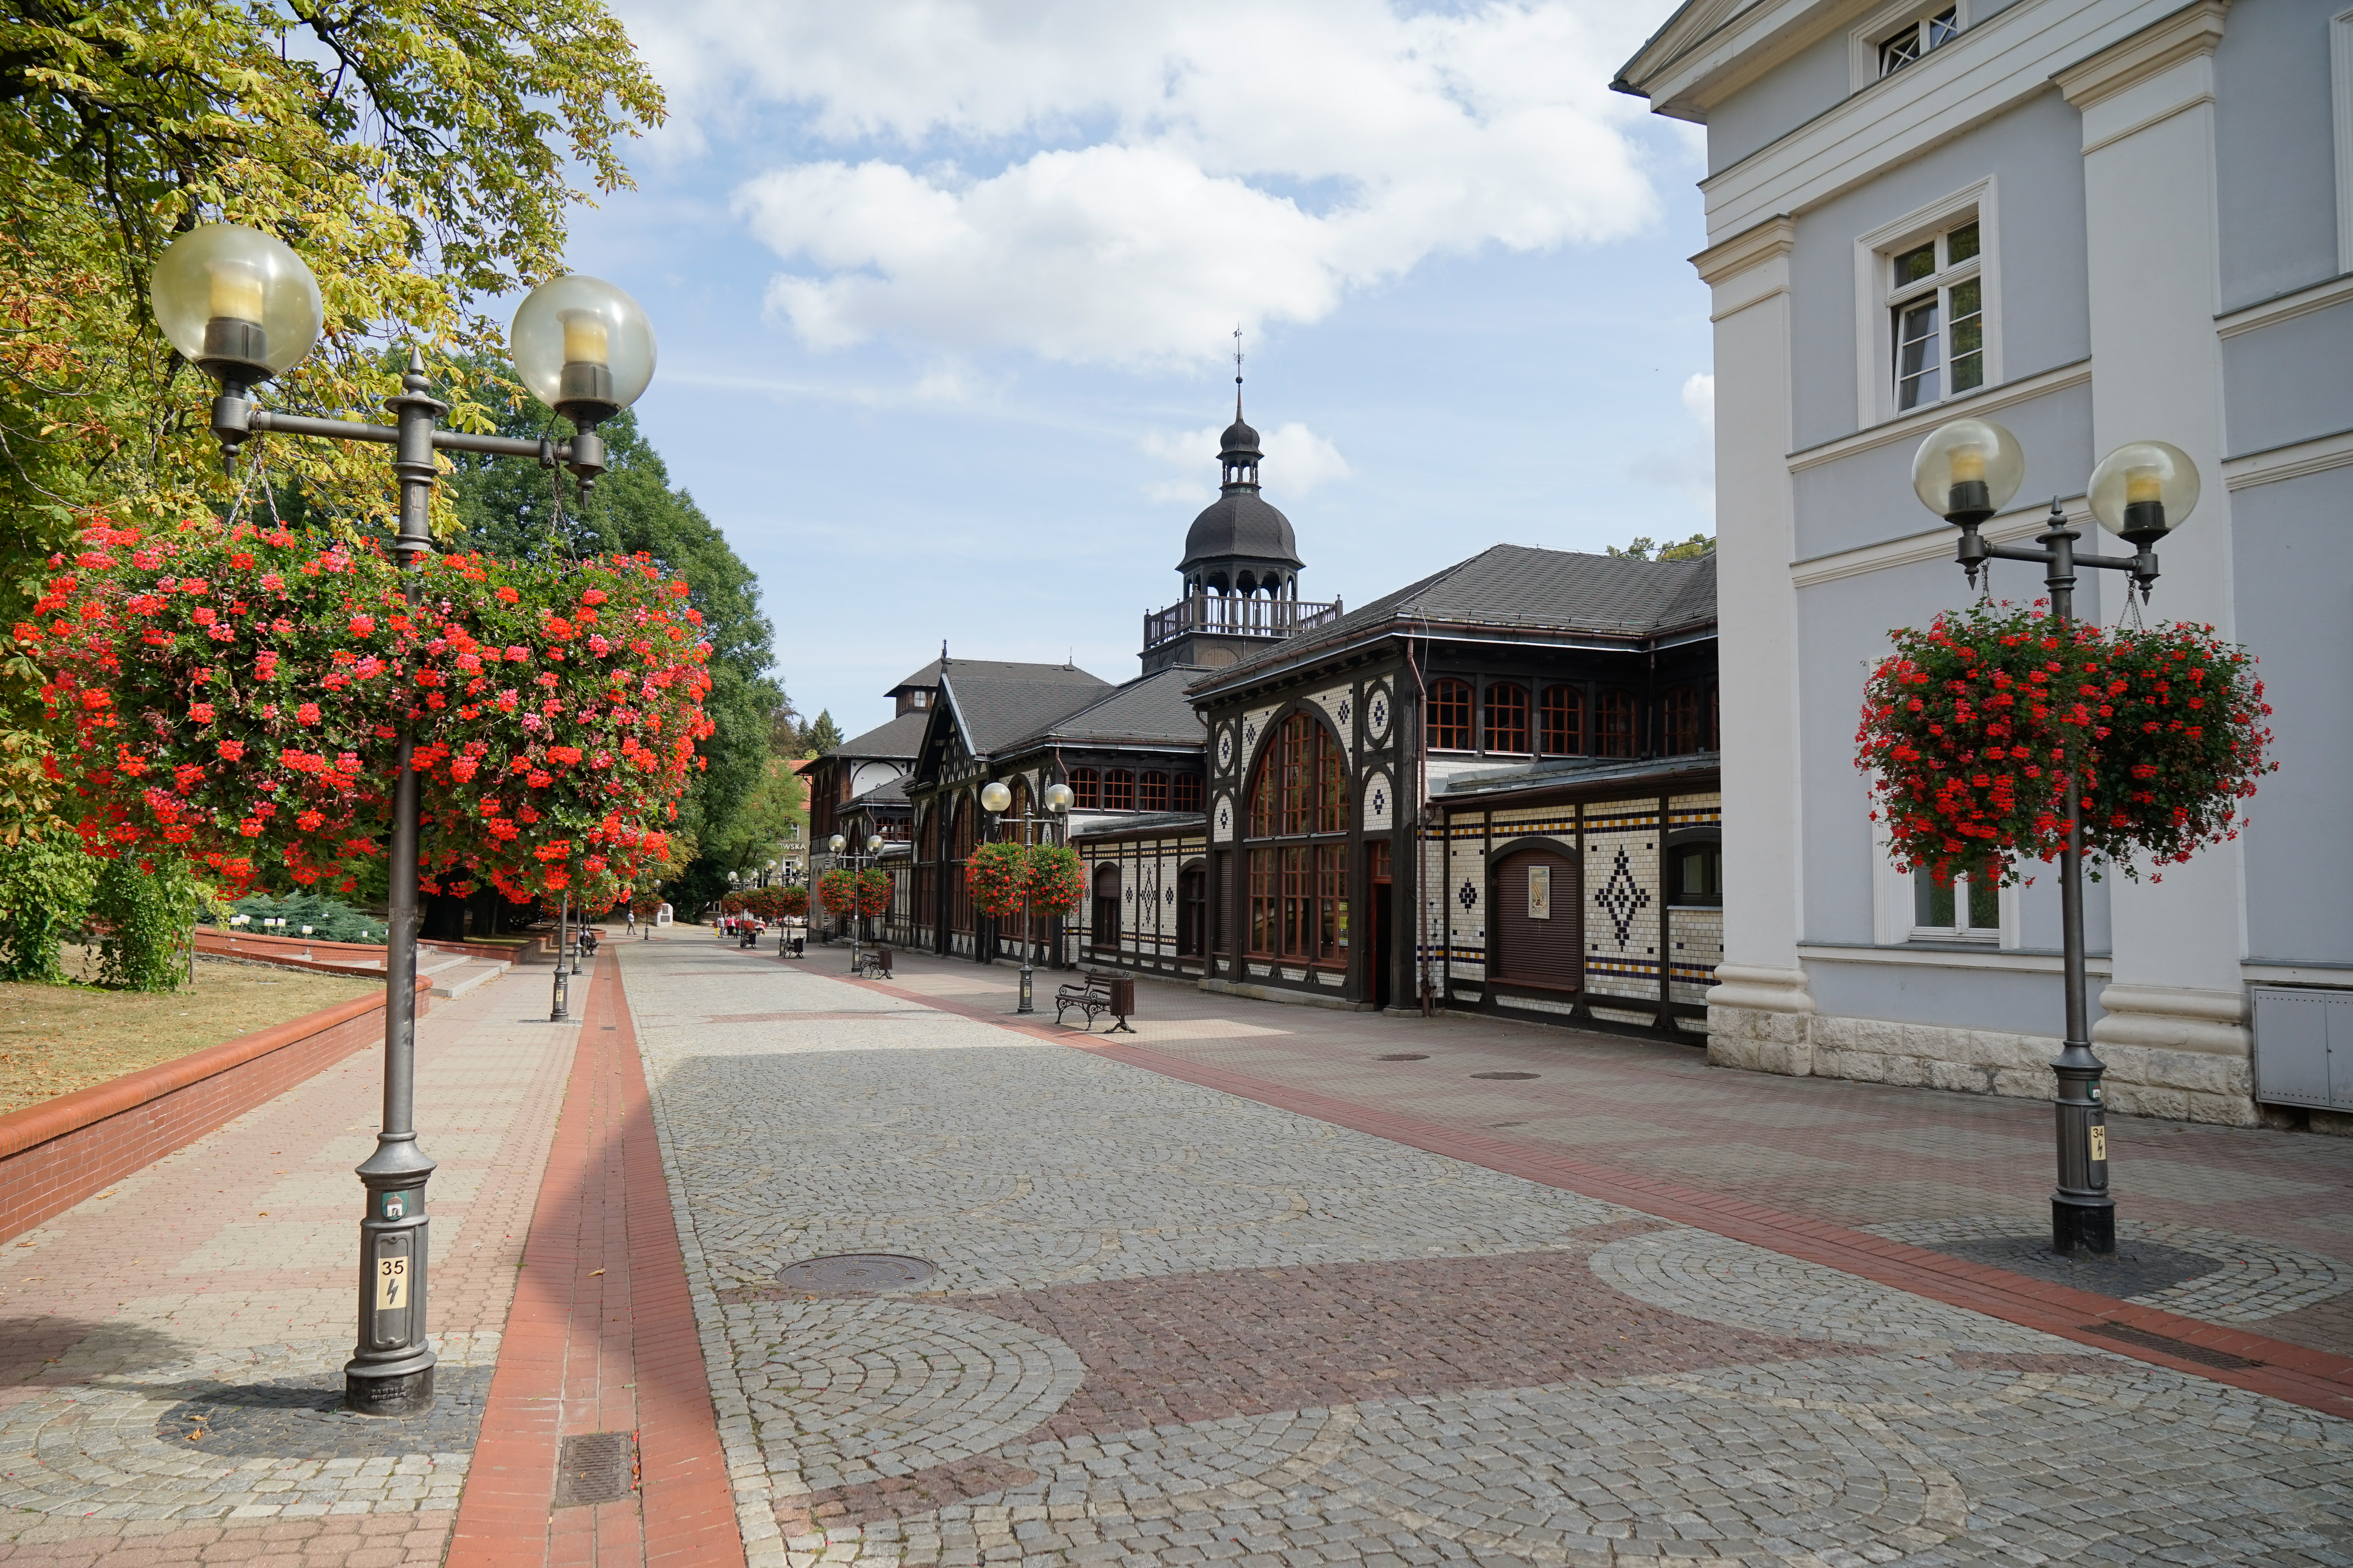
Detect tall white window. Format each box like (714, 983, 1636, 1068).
(1889, 218, 1983, 411)
(1879, 7, 1959, 76)
(1913, 864, 1998, 941)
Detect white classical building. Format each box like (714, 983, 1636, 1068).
(1617, 0, 2352, 1126)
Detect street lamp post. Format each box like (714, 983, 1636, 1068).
(979, 780, 1073, 1014)
(828, 832, 886, 974)
(152, 223, 658, 1414)
(1912, 418, 2201, 1258)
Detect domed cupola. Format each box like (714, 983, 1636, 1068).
(1177, 347, 1304, 600)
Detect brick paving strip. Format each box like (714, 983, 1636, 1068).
(841, 968, 2353, 1422)
(447, 942, 743, 1568)
(0, 967, 582, 1566)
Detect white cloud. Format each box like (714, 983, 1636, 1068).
(1142, 419, 1352, 504)
(1627, 368, 1715, 510)
(648, 0, 1671, 367)
(1681, 371, 1714, 433)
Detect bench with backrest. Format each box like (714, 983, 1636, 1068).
(1054, 971, 1135, 1033)
(859, 945, 893, 980)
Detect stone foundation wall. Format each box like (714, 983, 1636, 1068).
(1708, 1005, 2259, 1126)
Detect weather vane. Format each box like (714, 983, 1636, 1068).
(1233, 325, 1244, 418)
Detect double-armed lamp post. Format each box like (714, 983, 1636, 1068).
(978, 779, 1073, 1014)
(1910, 417, 2201, 1258)
(828, 831, 887, 973)
(152, 222, 658, 1414)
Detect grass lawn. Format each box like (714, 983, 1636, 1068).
(0, 956, 381, 1117)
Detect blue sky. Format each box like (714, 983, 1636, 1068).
(568, 0, 1709, 742)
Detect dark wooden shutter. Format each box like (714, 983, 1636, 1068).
(1492, 847, 1581, 987)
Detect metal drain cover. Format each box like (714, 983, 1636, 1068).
(776, 1253, 938, 1293)
(552, 1429, 637, 1508)
(1472, 1071, 1539, 1080)
(1377, 1053, 1429, 1061)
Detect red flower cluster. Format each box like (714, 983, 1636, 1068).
(1855, 599, 2273, 886)
(816, 867, 857, 917)
(964, 841, 1080, 917)
(24, 519, 712, 903)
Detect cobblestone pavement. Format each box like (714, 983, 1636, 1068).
(867, 949, 2353, 1360)
(0, 965, 581, 1565)
(623, 940, 2353, 1568)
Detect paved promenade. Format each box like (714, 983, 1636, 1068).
(628, 939, 2353, 1567)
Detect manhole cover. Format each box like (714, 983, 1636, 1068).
(1929, 1234, 2222, 1298)
(1472, 1071, 1539, 1080)
(775, 1253, 938, 1293)
(1377, 1053, 1429, 1061)
(553, 1429, 637, 1508)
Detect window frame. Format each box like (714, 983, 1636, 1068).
(1847, 0, 1971, 92)
(1172, 773, 1203, 814)
(1910, 863, 2000, 943)
(1539, 683, 1583, 757)
(1243, 711, 1350, 967)
(1069, 767, 1101, 810)
(1483, 681, 1531, 756)
(1137, 771, 1170, 813)
(1427, 678, 1474, 752)
(1853, 180, 1999, 428)
(1102, 769, 1135, 812)
(1665, 830, 1722, 908)
(1595, 690, 1640, 759)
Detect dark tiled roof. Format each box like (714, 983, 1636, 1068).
(846, 775, 910, 807)
(832, 708, 929, 761)
(890, 656, 1095, 695)
(1193, 544, 1717, 691)
(1006, 666, 1206, 750)
(941, 665, 1113, 755)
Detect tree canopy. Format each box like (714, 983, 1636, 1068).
(0, 0, 664, 836)
(1607, 533, 1716, 562)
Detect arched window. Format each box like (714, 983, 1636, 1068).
(1485, 682, 1530, 754)
(1178, 864, 1206, 956)
(1103, 769, 1135, 810)
(1138, 772, 1170, 812)
(1429, 679, 1473, 751)
(1172, 773, 1203, 813)
(1596, 691, 1638, 758)
(1091, 863, 1121, 950)
(1244, 712, 1349, 964)
(1661, 686, 1704, 756)
(950, 795, 978, 934)
(1070, 767, 1101, 809)
(1540, 685, 1583, 756)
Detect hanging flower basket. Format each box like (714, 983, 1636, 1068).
(854, 866, 892, 919)
(26, 518, 711, 902)
(817, 866, 857, 917)
(1025, 843, 1085, 915)
(776, 884, 809, 919)
(1857, 598, 2272, 885)
(966, 840, 1027, 919)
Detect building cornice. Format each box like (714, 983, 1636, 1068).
(1691, 215, 1798, 287)
(1786, 358, 2092, 471)
(2053, 0, 2228, 111)
(1791, 499, 2091, 589)
(2224, 427, 2353, 491)
(2215, 270, 2353, 338)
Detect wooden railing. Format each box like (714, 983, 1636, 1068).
(1143, 593, 1342, 651)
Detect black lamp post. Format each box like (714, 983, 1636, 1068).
(1912, 417, 2202, 1258)
(828, 831, 885, 973)
(151, 222, 658, 1414)
(980, 779, 1073, 1013)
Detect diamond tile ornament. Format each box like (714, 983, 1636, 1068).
(1339, 696, 1352, 727)
(1367, 688, 1391, 742)
(1458, 879, 1479, 911)
(1594, 848, 1652, 943)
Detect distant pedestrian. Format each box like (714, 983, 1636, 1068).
(625, 907, 637, 937)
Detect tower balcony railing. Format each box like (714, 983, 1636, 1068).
(1143, 592, 1344, 651)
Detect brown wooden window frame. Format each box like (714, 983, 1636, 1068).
(1485, 682, 1530, 755)
(1243, 712, 1350, 965)
(1428, 678, 1473, 751)
(1103, 769, 1135, 811)
(1596, 690, 1638, 759)
(1070, 767, 1101, 810)
(1539, 685, 1583, 756)
(1138, 771, 1170, 812)
(1661, 685, 1703, 756)
(1172, 773, 1203, 813)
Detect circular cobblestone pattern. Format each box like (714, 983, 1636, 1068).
(775, 1254, 938, 1293)
(1868, 1217, 2352, 1323)
(155, 1364, 495, 1460)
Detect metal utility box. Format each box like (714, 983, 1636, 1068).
(2251, 986, 2353, 1112)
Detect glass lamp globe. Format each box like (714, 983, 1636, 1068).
(1043, 782, 1074, 813)
(829, 834, 847, 853)
(867, 835, 885, 853)
(1912, 418, 2025, 522)
(980, 781, 1012, 813)
(510, 275, 656, 426)
(151, 224, 325, 384)
(2087, 440, 2199, 547)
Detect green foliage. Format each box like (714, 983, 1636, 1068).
(0, 826, 96, 982)
(88, 854, 213, 991)
(1607, 533, 1716, 562)
(445, 394, 784, 856)
(709, 757, 806, 875)
(229, 891, 383, 943)
(802, 710, 845, 756)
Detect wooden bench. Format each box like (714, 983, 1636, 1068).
(1054, 971, 1135, 1033)
(858, 945, 893, 980)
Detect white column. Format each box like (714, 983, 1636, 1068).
(1695, 218, 1816, 1061)
(2058, 1, 2252, 1069)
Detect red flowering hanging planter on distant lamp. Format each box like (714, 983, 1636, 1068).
(966, 840, 1026, 919)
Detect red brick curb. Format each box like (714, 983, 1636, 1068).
(0, 976, 429, 1245)
(447, 950, 743, 1568)
(840, 973, 2353, 1422)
